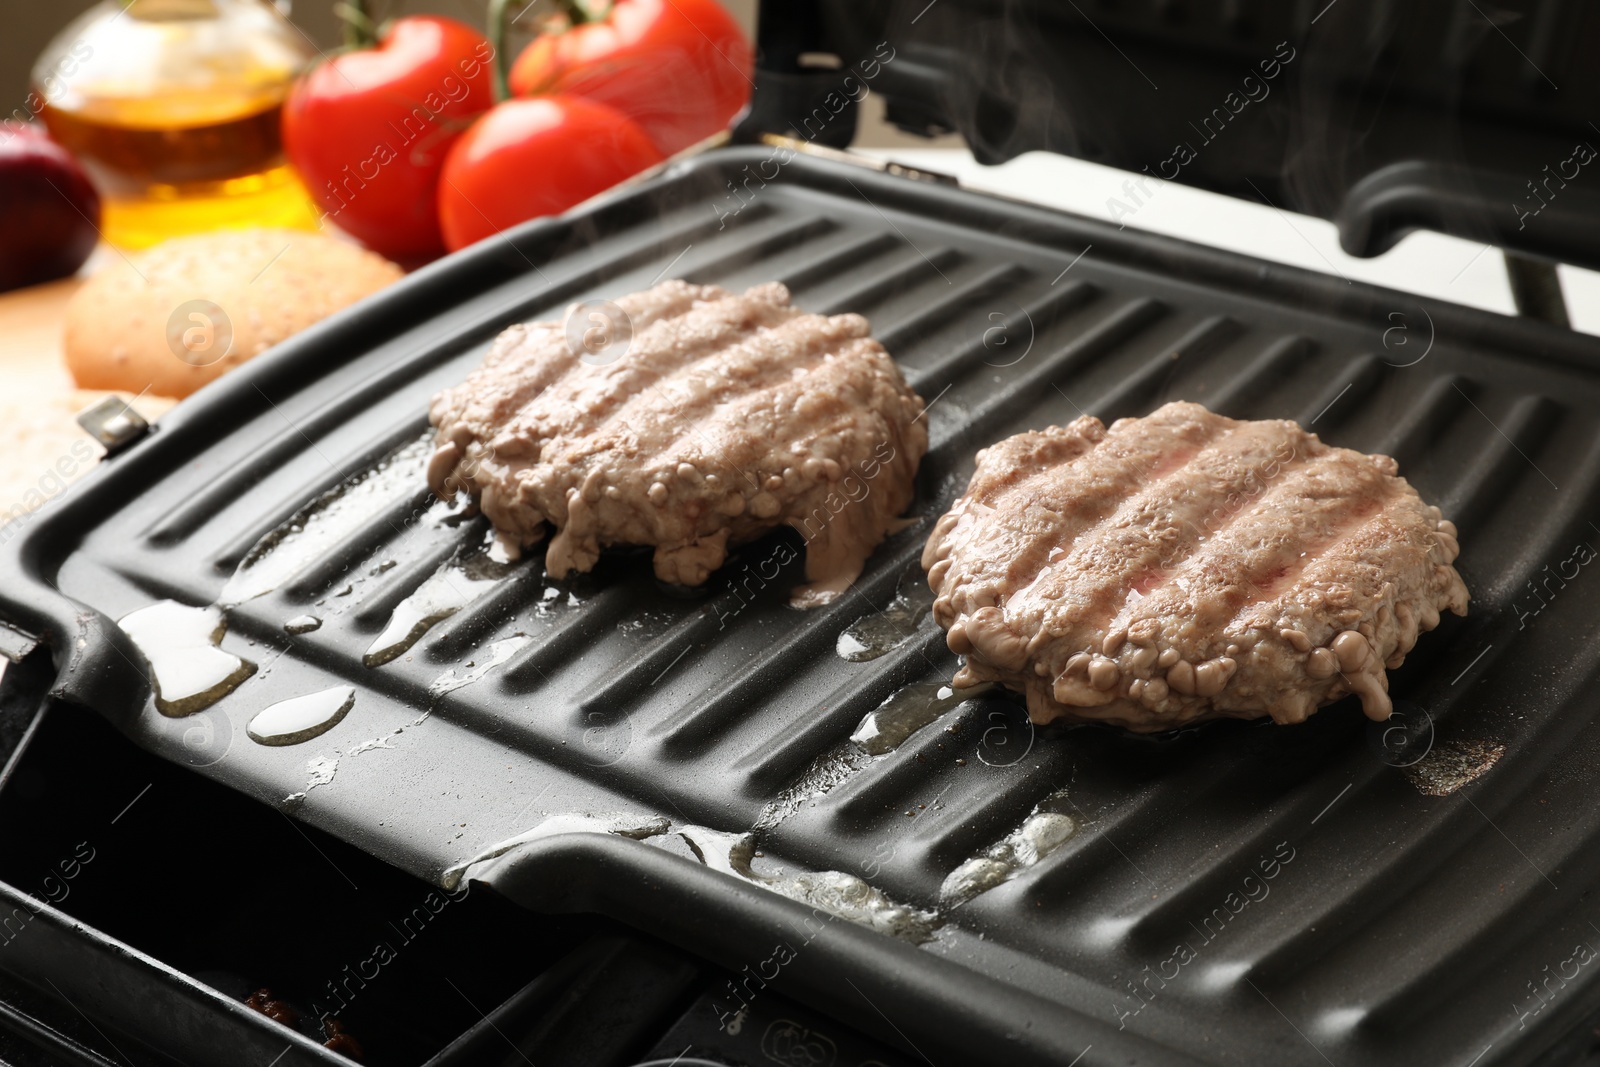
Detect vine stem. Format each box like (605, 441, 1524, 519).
(333, 0, 377, 50)
(488, 0, 607, 102)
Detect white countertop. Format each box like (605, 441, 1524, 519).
(858, 147, 1600, 337)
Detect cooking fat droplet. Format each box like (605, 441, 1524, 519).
(248, 686, 355, 746)
(118, 601, 256, 716)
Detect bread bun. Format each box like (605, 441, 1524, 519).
(64, 229, 402, 399)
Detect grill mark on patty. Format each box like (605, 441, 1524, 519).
(503, 289, 802, 457)
(502, 299, 784, 448)
(547, 312, 871, 475)
(430, 279, 927, 603)
(1235, 495, 1393, 607)
(1126, 453, 1392, 635)
(1118, 440, 1321, 614)
(540, 322, 899, 553)
(1142, 492, 1390, 648)
(612, 341, 908, 539)
(945, 408, 1230, 607)
(499, 307, 825, 495)
(1237, 490, 1440, 635)
(450, 285, 711, 432)
(638, 341, 896, 494)
(1009, 421, 1312, 641)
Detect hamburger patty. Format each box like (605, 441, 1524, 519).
(921, 402, 1469, 731)
(428, 280, 927, 605)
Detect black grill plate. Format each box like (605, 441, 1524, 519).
(6, 149, 1600, 1067)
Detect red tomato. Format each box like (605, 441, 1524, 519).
(438, 95, 663, 251)
(282, 16, 495, 262)
(507, 0, 752, 156)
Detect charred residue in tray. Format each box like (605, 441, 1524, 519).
(1402, 737, 1506, 796)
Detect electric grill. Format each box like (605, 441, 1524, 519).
(5, 2, 1600, 1065)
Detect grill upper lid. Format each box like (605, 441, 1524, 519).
(736, 0, 1600, 272)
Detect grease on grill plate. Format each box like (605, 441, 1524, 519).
(118, 600, 256, 716)
(220, 435, 436, 608)
(836, 569, 935, 662)
(428, 633, 534, 696)
(283, 613, 321, 634)
(849, 681, 979, 756)
(247, 685, 356, 746)
(939, 794, 1076, 907)
(678, 825, 941, 943)
(363, 547, 517, 667)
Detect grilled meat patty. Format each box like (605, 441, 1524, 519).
(921, 402, 1469, 731)
(428, 280, 927, 605)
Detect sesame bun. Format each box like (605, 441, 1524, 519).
(64, 229, 403, 399)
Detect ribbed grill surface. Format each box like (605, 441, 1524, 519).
(35, 156, 1600, 1067)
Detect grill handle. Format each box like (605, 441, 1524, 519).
(1337, 161, 1600, 278)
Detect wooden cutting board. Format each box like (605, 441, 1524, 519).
(0, 270, 174, 535)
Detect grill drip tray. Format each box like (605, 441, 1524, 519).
(6, 149, 1600, 1067)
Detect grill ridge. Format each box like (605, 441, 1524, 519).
(904, 278, 1105, 392)
(1370, 373, 1472, 467)
(958, 296, 1173, 450)
(1295, 352, 1388, 430)
(655, 540, 923, 751)
(739, 628, 953, 792)
(812, 246, 964, 315)
(1436, 394, 1561, 536)
(875, 262, 1032, 352)
(1088, 314, 1245, 418)
(775, 229, 900, 290)
(499, 586, 636, 691)
(1206, 334, 1316, 416)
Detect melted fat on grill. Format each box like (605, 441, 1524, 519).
(922, 401, 1470, 731)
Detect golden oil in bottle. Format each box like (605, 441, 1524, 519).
(32, 0, 320, 248)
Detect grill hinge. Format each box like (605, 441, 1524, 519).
(76, 395, 153, 457)
(757, 134, 959, 187)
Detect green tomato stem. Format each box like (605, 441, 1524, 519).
(489, 0, 608, 103)
(488, 0, 519, 102)
(333, 0, 378, 49)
